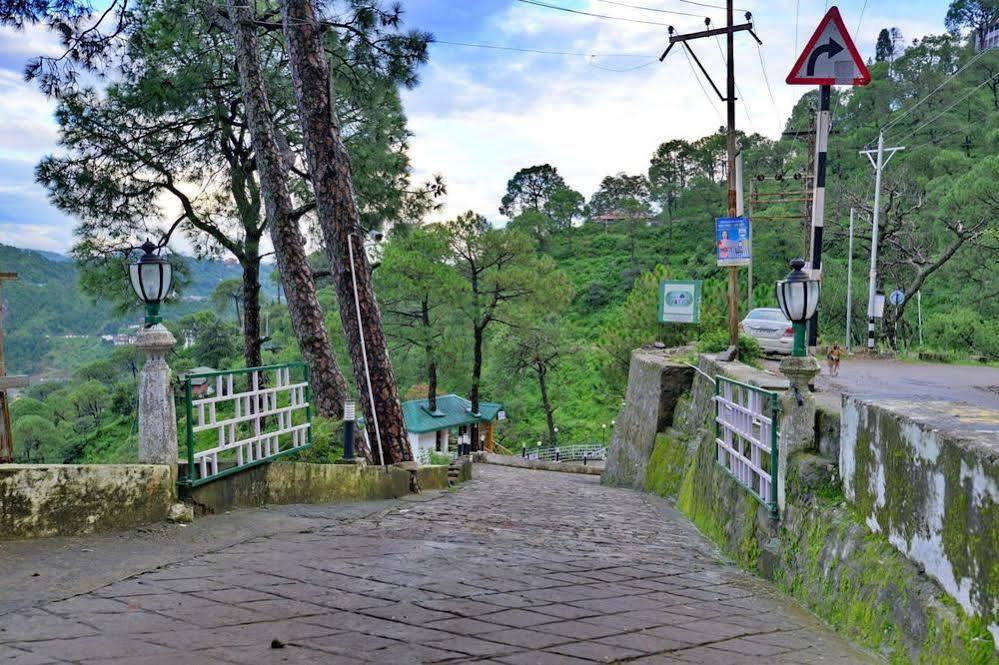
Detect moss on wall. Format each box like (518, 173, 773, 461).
(634, 356, 996, 662)
(0, 465, 176, 539)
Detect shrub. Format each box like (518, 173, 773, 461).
(697, 330, 763, 366)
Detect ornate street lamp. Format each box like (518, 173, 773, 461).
(775, 258, 821, 357)
(129, 240, 173, 326)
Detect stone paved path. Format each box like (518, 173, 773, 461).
(0, 465, 878, 664)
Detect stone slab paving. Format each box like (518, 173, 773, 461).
(0, 465, 879, 664)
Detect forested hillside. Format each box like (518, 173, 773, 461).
(0, 244, 275, 374)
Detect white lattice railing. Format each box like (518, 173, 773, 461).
(181, 363, 312, 486)
(713, 376, 780, 518)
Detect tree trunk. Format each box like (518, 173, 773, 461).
(537, 366, 556, 445)
(469, 323, 483, 452)
(241, 245, 263, 369)
(422, 297, 437, 413)
(226, 0, 347, 420)
(279, 0, 411, 464)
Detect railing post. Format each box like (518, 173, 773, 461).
(770, 393, 781, 519)
(185, 378, 194, 486)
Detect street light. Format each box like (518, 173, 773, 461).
(775, 258, 821, 357)
(129, 240, 173, 326)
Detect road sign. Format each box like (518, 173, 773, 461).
(658, 280, 702, 324)
(787, 7, 870, 86)
(889, 290, 905, 306)
(873, 293, 886, 318)
(715, 217, 751, 267)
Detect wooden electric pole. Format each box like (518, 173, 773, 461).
(661, 4, 761, 359)
(0, 272, 29, 463)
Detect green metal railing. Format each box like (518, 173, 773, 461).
(179, 362, 312, 488)
(714, 376, 781, 519)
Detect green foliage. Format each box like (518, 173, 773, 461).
(12, 415, 63, 463)
(697, 331, 763, 366)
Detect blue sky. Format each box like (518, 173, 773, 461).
(0, 1, 950, 252)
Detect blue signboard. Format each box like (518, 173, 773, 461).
(889, 290, 905, 306)
(716, 217, 752, 267)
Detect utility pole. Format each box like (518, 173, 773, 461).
(859, 131, 904, 352)
(807, 85, 831, 352)
(0, 273, 28, 464)
(845, 208, 854, 351)
(661, 5, 761, 358)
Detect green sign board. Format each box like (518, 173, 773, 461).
(658, 280, 702, 324)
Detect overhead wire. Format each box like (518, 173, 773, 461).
(431, 39, 655, 59)
(892, 75, 998, 146)
(683, 46, 723, 123)
(879, 49, 995, 139)
(590, 0, 727, 18)
(855, 0, 869, 36)
(714, 34, 755, 133)
(597, 0, 750, 11)
(513, 0, 671, 26)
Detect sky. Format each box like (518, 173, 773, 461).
(0, 0, 950, 253)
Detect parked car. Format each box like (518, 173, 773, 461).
(740, 308, 794, 355)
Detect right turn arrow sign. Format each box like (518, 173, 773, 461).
(787, 7, 870, 86)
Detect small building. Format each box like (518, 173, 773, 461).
(179, 367, 217, 397)
(979, 21, 999, 51)
(401, 394, 506, 463)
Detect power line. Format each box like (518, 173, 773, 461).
(587, 59, 659, 72)
(514, 0, 670, 26)
(715, 34, 755, 133)
(590, 0, 730, 18)
(879, 49, 995, 138)
(599, 0, 750, 11)
(855, 0, 869, 36)
(893, 75, 998, 146)
(683, 46, 723, 122)
(431, 39, 655, 59)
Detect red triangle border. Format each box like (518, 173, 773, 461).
(786, 6, 871, 86)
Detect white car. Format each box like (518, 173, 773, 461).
(740, 308, 794, 355)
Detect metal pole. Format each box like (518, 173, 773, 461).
(725, 0, 739, 354)
(866, 131, 885, 352)
(737, 151, 752, 309)
(807, 85, 831, 351)
(917, 290, 924, 346)
(846, 208, 854, 351)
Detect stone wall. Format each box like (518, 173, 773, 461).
(602, 348, 694, 488)
(633, 354, 995, 662)
(840, 397, 999, 644)
(0, 465, 176, 539)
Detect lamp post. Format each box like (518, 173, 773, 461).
(343, 400, 356, 461)
(129, 240, 173, 327)
(130, 240, 178, 465)
(773, 258, 822, 512)
(775, 259, 821, 357)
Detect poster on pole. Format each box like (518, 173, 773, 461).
(658, 280, 702, 324)
(716, 217, 752, 266)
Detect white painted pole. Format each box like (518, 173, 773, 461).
(846, 208, 854, 351)
(866, 132, 885, 351)
(917, 290, 924, 346)
(736, 152, 751, 308)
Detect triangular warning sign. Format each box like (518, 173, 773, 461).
(787, 6, 870, 86)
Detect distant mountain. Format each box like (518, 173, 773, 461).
(0, 243, 275, 373)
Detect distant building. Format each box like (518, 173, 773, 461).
(112, 333, 137, 346)
(980, 21, 999, 51)
(399, 394, 506, 463)
(588, 211, 659, 228)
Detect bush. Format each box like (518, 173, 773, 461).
(582, 282, 611, 308)
(697, 330, 763, 366)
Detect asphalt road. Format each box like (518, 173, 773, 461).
(763, 356, 999, 411)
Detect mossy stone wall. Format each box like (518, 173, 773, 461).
(840, 397, 999, 646)
(0, 464, 176, 539)
(637, 355, 996, 662)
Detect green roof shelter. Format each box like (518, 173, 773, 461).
(400, 394, 506, 462)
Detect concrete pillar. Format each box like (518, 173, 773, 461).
(135, 324, 178, 465)
(776, 355, 820, 511)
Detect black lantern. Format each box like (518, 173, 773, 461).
(129, 240, 173, 326)
(775, 258, 820, 356)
